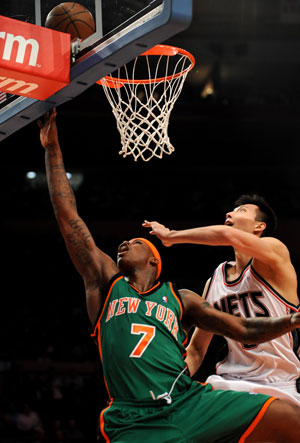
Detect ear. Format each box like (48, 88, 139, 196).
(150, 257, 159, 267)
(254, 221, 266, 236)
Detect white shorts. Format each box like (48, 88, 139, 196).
(206, 374, 300, 407)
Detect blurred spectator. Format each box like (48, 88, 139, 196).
(54, 428, 67, 443)
(64, 418, 85, 442)
(0, 400, 19, 439)
(16, 402, 45, 442)
(46, 418, 67, 443)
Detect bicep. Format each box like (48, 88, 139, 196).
(230, 233, 288, 267)
(181, 289, 247, 341)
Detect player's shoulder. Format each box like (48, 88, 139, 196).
(260, 236, 291, 258)
(260, 235, 286, 246)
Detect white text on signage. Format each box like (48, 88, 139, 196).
(0, 32, 39, 66)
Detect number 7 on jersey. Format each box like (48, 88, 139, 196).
(129, 324, 156, 358)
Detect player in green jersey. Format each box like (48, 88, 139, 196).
(39, 109, 300, 443)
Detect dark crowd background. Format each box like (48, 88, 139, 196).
(1, 0, 300, 441)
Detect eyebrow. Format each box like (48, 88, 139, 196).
(233, 205, 248, 213)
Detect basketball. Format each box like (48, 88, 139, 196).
(45, 2, 95, 41)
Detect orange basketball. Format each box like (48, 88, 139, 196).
(45, 2, 95, 41)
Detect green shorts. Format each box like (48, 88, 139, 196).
(99, 381, 276, 442)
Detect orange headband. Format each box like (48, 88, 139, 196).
(135, 237, 162, 280)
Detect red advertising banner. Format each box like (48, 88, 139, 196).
(0, 15, 70, 100)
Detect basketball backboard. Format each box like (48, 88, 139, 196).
(0, 0, 193, 141)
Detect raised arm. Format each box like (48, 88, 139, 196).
(142, 220, 299, 304)
(180, 288, 300, 345)
(38, 109, 119, 324)
(142, 220, 289, 266)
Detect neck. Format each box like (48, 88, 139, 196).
(126, 273, 157, 292)
(234, 249, 252, 273)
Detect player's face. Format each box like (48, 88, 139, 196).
(225, 204, 260, 233)
(117, 239, 152, 273)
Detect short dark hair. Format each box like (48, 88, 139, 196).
(233, 194, 277, 237)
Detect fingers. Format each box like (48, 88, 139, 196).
(142, 221, 155, 236)
(38, 108, 57, 127)
(50, 111, 56, 123)
(37, 112, 49, 130)
(143, 220, 159, 227)
(47, 108, 56, 117)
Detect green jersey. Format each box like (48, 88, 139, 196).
(92, 275, 275, 443)
(91, 273, 190, 401)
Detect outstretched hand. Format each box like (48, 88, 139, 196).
(142, 220, 173, 246)
(37, 108, 58, 148)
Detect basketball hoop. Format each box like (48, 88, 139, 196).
(97, 45, 195, 161)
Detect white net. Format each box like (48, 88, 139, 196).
(99, 45, 194, 161)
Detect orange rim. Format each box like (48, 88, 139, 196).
(97, 44, 195, 89)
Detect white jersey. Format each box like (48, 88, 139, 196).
(205, 261, 300, 391)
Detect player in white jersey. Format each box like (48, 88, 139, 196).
(143, 194, 300, 405)
(202, 259, 300, 405)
